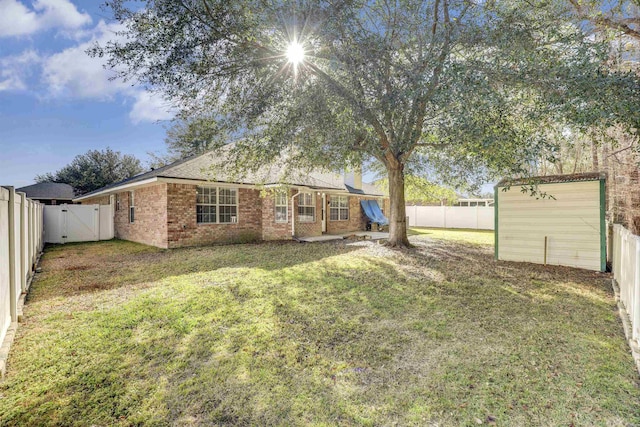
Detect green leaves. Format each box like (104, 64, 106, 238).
(377, 175, 458, 205)
(35, 148, 143, 195)
(94, 0, 639, 243)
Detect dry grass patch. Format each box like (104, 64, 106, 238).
(0, 234, 638, 426)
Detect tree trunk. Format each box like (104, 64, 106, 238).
(387, 165, 411, 247)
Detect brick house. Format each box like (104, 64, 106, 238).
(74, 151, 389, 249)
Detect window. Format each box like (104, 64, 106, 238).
(274, 191, 288, 223)
(297, 192, 315, 222)
(218, 188, 237, 223)
(196, 186, 216, 223)
(329, 195, 349, 221)
(377, 198, 385, 214)
(129, 191, 135, 223)
(197, 186, 238, 224)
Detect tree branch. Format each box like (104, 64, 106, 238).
(595, 15, 640, 41)
(305, 61, 395, 166)
(401, 0, 452, 162)
(606, 144, 635, 158)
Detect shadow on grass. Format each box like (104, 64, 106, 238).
(29, 239, 364, 302)
(2, 236, 639, 426)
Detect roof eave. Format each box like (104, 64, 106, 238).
(73, 177, 160, 202)
(496, 172, 607, 188)
(73, 176, 387, 202)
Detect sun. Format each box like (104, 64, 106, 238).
(286, 41, 305, 65)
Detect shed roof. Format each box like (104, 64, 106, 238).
(496, 172, 605, 187)
(16, 182, 75, 200)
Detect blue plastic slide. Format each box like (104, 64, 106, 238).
(360, 200, 389, 227)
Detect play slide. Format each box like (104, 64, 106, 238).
(360, 200, 389, 227)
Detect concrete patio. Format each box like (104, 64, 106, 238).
(296, 231, 389, 243)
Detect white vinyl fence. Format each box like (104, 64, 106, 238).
(44, 204, 114, 244)
(406, 205, 494, 230)
(612, 224, 640, 345)
(0, 187, 44, 348)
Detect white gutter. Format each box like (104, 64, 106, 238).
(157, 177, 257, 189)
(73, 177, 159, 202)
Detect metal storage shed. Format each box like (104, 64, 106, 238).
(495, 173, 606, 272)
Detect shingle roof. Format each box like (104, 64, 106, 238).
(77, 149, 385, 200)
(496, 172, 605, 187)
(16, 182, 75, 200)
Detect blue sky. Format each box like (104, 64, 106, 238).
(0, 0, 172, 187)
(0, 0, 494, 194)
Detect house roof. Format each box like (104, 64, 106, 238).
(16, 182, 75, 200)
(75, 149, 385, 201)
(496, 172, 605, 187)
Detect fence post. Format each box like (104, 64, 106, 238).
(18, 193, 27, 293)
(29, 200, 35, 271)
(27, 200, 31, 279)
(618, 233, 627, 304)
(634, 239, 640, 342)
(475, 205, 479, 230)
(39, 204, 44, 251)
(6, 187, 17, 323)
(442, 205, 447, 228)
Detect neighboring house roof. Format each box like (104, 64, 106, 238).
(16, 182, 75, 200)
(75, 149, 385, 201)
(496, 172, 605, 187)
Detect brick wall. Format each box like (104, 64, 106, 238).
(326, 195, 365, 234)
(82, 187, 169, 248)
(117, 184, 168, 248)
(166, 184, 262, 248)
(293, 190, 323, 238)
(81, 195, 111, 206)
(261, 191, 292, 241)
(81, 182, 390, 247)
(325, 195, 390, 234)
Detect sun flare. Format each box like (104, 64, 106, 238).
(286, 41, 305, 65)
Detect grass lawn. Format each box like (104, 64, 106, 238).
(0, 231, 638, 426)
(408, 227, 495, 246)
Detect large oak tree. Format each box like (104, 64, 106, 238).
(94, 0, 639, 246)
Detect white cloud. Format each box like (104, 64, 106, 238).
(41, 20, 175, 123)
(129, 91, 175, 124)
(0, 16, 174, 124)
(42, 20, 127, 99)
(0, 49, 41, 91)
(0, 0, 92, 37)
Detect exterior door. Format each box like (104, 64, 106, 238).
(321, 194, 327, 233)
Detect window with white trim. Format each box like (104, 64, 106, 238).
(129, 191, 135, 223)
(329, 195, 349, 221)
(197, 186, 238, 224)
(274, 191, 288, 223)
(297, 192, 315, 222)
(218, 188, 237, 223)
